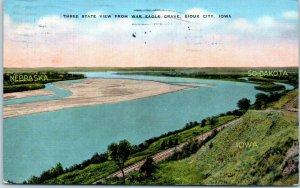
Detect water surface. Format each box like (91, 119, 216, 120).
(4, 73, 267, 182)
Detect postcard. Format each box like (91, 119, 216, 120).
(3, 0, 299, 185)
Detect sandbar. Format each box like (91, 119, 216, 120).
(3, 89, 55, 100)
(4, 78, 190, 118)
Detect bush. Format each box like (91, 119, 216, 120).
(26, 163, 64, 184)
(237, 98, 251, 111)
(254, 92, 285, 109)
(139, 157, 157, 176)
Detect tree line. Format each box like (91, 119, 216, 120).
(4, 72, 85, 93)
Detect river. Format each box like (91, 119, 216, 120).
(4, 72, 290, 182)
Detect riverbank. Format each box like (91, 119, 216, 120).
(4, 78, 191, 118)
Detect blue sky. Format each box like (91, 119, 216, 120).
(4, 0, 298, 23)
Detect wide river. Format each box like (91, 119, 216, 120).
(3, 72, 293, 182)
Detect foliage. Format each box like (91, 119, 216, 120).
(64, 152, 108, 172)
(26, 163, 64, 184)
(254, 84, 285, 92)
(201, 119, 206, 127)
(237, 98, 251, 111)
(140, 157, 157, 176)
(3, 72, 85, 93)
(170, 130, 218, 161)
(108, 139, 132, 184)
(270, 89, 298, 109)
(160, 138, 179, 150)
(4, 84, 45, 93)
(248, 74, 298, 87)
(254, 92, 286, 109)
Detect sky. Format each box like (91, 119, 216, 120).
(4, 0, 299, 67)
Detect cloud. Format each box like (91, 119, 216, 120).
(230, 18, 255, 32)
(282, 11, 298, 20)
(227, 13, 298, 42)
(257, 16, 276, 28)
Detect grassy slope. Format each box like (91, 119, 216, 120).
(42, 115, 237, 184)
(270, 89, 298, 109)
(130, 115, 238, 160)
(148, 110, 298, 185)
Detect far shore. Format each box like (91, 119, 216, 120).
(4, 78, 191, 118)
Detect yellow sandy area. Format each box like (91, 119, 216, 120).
(3, 89, 55, 100)
(4, 78, 190, 118)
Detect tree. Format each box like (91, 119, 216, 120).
(108, 139, 132, 184)
(160, 140, 166, 149)
(201, 119, 206, 127)
(174, 138, 179, 145)
(54, 163, 64, 175)
(254, 93, 269, 109)
(27, 176, 40, 184)
(206, 117, 212, 125)
(193, 121, 198, 126)
(91, 152, 108, 163)
(167, 139, 174, 148)
(211, 117, 218, 126)
(237, 98, 251, 111)
(139, 157, 157, 176)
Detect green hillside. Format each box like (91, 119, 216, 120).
(143, 110, 298, 185)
